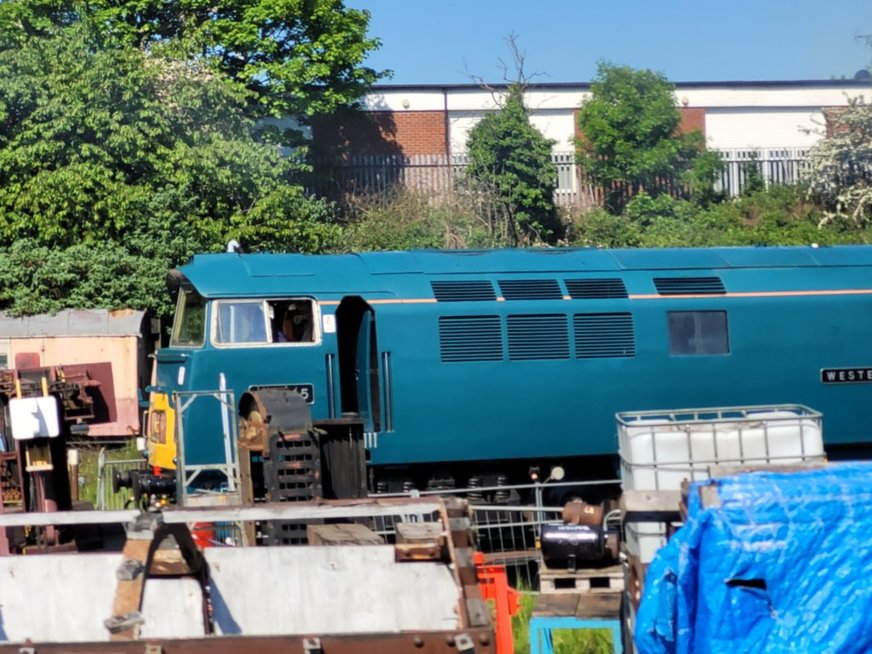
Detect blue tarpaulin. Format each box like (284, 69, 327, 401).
(635, 462, 872, 654)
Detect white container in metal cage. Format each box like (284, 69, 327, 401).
(617, 404, 825, 563)
(617, 404, 824, 492)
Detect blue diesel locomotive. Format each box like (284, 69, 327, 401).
(135, 245, 872, 504)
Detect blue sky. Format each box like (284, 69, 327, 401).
(346, 1, 872, 85)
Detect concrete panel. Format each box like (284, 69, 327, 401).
(140, 578, 208, 639)
(705, 107, 822, 149)
(449, 110, 577, 153)
(675, 85, 868, 109)
(0, 544, 461, 644)
(206, 546, 461, 635)
(0, 554, 206, 643)
(0, 553, 122, 643)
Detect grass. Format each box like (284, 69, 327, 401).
(75, 441, 143, 509)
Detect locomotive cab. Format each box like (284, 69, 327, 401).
(130, 269, 370, 513)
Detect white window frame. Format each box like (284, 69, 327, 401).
(210, 298, 321, 348)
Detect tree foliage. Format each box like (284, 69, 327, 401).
(806, 97, 872, 225)
(568, 185, 870, 249)
(577, 62, 716, 213)
(464, 84, 560, 245)
(0, 0, 384, 121)
(0, 18, 345, 316)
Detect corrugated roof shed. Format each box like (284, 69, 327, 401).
(0, 309, 147, 338)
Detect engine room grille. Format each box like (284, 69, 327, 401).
(498, 279, 563, 301)
(564, 278, 629, 299)
(439, 316, 503, 362)
(507, 314, 570, 360)
(431, 280, 496, 302)
(574, 313, 636, 358)
(653, 277, 726, 295)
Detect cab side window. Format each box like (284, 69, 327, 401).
(269, 300, 316, 344)
(171, 289, 207, 347)
(215, 301, 268, 344)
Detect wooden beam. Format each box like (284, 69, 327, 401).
(620, 490, 682, 522)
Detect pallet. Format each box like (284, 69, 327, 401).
(539, 564, 625, 594)
(624, 554, 649, 609)
(307, 523, 383, 546)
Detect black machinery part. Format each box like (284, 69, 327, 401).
(114, 469, 176, 504)
(252, 389, 324, 546)
(540, 523, 610, 567)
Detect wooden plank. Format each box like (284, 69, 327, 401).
(620, 490, 682, 522)
(576, 592, 622, 619)
(394, 521, 447, 561)
(396, 521, 445, 544)
(109, 538, 151, 641)
(624, 555, 648, 609)
(533, 591, 621, 619)
(306, 523, 383, 546)
(532, 593, 581, 617)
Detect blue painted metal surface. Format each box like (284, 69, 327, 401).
(152, 245, 872, 472)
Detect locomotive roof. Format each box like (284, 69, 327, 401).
(178, 245, 872, 298)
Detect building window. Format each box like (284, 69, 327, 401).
(668, 311, 729, 356)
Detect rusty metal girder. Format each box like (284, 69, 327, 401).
(0, 629, 495, 654)
(0, 364, 100, 423)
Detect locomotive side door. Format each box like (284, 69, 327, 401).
(336, 297, 380, 436)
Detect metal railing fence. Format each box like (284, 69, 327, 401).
(95, 451, 146, 511)
(371, 478, 620, 588)
(95, 450, 617, 589)
(312, 147, 812, 206)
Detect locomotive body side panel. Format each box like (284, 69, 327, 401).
(152, 246, 872, 486)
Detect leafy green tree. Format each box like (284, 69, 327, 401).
(806, 97, 872, 226)
(464, 84, 560, 245)
(740, 152, 766, 196)
(577, 62, 714, 213)
(0, 21, 344, 316)
(0, 0, 384, 122)
(0, 239, 172, 316)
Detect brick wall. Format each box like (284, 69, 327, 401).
(315, 105, 704, 156)
(679, 107, 706, 136)
(313, 110, 447, 156)
(572, 106, 707, 146)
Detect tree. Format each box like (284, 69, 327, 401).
(806, 97, 872, 226)
(577, 62, 713, 213)
(0, 21, 343, 316)
(0, 0, 384, 124)
(464, 84, 560, 245)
